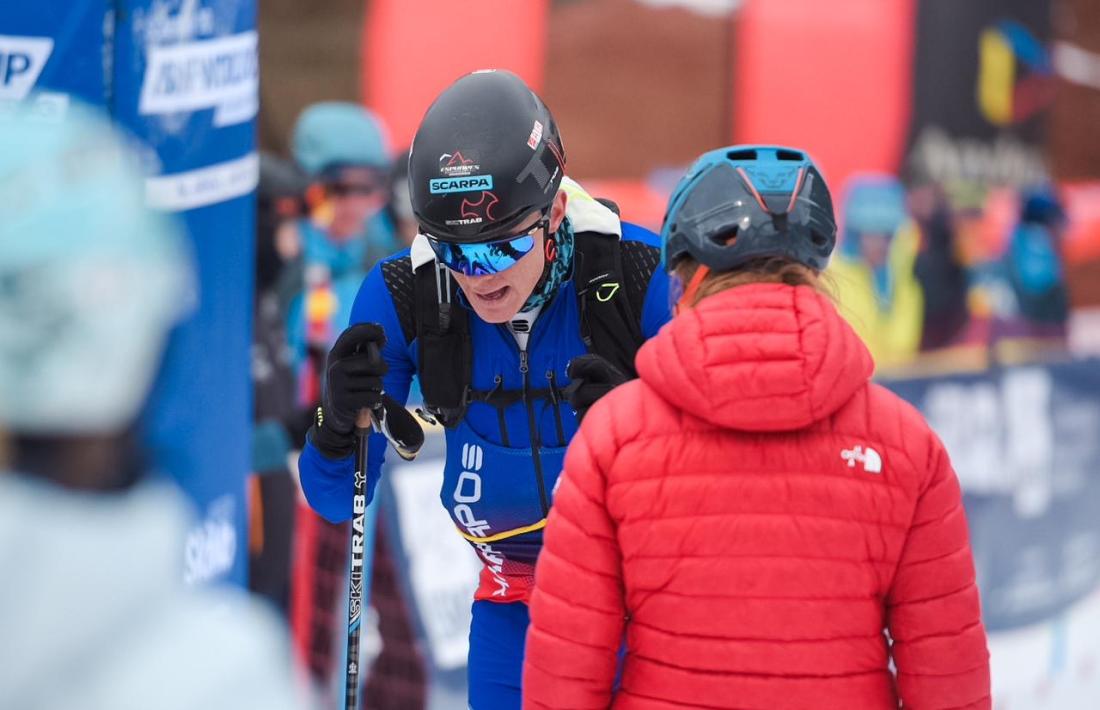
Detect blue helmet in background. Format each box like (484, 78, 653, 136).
(291, 102, 391, 178)
(838, 174, 907, 259)
(1019, 185, 1065, 228)
(661, 145, 836, 273)
(842, 175, 907, 235)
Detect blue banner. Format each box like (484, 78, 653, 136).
(884, 359, 1100, 632)
(1, 2, 258, 587)
(0, 1, 107, 112)
(114, 0, 258, 587)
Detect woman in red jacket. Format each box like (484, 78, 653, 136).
(523, 146, 991, 710)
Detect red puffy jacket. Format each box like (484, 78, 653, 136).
(524, 283, 990, 710)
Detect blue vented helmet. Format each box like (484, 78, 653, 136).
(661, 145, 837, 273)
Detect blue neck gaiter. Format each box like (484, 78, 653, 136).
(521, 216, 575, 313)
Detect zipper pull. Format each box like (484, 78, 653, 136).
(519, 349, 529, 374)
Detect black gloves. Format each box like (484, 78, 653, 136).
(564, 354, 629, 424)
(309, 324, 387, 459)
(309, 324, 424, 461)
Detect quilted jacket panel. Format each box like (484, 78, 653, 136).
(523, 283, 990, 710)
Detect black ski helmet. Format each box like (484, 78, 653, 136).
(408, 70, 566, 243)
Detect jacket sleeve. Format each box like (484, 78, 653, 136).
(524, 419, 624, 710)
(887, 440, 991, 710)
(297, 260, 415, 523)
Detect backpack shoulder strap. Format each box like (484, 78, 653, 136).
(573, 230, 658, 378)
(619, 237, 662, 325)
(382, 256, 472, 428)
(379, 256, 417, 346)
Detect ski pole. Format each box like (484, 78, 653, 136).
(344, 407, 376, 710)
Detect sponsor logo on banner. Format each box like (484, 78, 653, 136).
(145, 152, 259, 211)
(429, 174, 493, 194)
(0, 35, 53, 101)
(977, 20, 1054, 127)
(139, 30, 258, 127)
(183, 494, 238, 585)
(438, 151, 479, 177)
(908, 126, 1047, 187)
(904, 2, 1052, 188)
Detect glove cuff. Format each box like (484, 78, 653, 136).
(308, 406, 356, 460)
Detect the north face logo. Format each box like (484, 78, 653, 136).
(841, 445, 882, 474)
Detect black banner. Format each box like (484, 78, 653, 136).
(905, 0, 1054, 187)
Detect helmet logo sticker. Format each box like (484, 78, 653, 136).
(517, 137, 563, 194)
(744, 164, 800, 192)
(460, 191, 499, 223)
(438, 151, 479, 177)
(517, 148, 552, 191)
(429, 174, 494, 194)
(527, 120, 543, 150)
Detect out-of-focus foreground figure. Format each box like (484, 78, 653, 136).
(0, 104, 310, 710)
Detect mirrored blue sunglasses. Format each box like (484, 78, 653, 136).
(426, 218, 548, 276)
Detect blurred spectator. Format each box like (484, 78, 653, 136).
(967, 186, 1070, 349)
(283, 102, 400, 695)
(0, 104, 309, 710)
(386, 148, 418, 247)
(1001, 187, 1070, 336)
(284, 102, 399, 378)
(829, 174, 924, 369)
(941, 181, 990, 268)
(249, 154, 310, 613)
(909, 180, 971, 350)
(289, 101, 398, 279)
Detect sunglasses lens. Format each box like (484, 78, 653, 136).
(429, 233, 537, 276)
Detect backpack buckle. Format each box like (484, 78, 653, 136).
(414, 407, 439, 427)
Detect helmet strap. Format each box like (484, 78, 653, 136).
(676, 264, 711, 315)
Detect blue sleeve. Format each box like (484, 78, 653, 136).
(298, 256, 416, 523)
(641, 267, 670, 338)
(621, 222, 672, 339)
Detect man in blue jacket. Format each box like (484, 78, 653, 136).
(298, 69, 669, 709)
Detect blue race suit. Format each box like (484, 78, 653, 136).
(298, 191, 670, 707)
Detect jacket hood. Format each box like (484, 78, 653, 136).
(637, 282, 873, 432)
